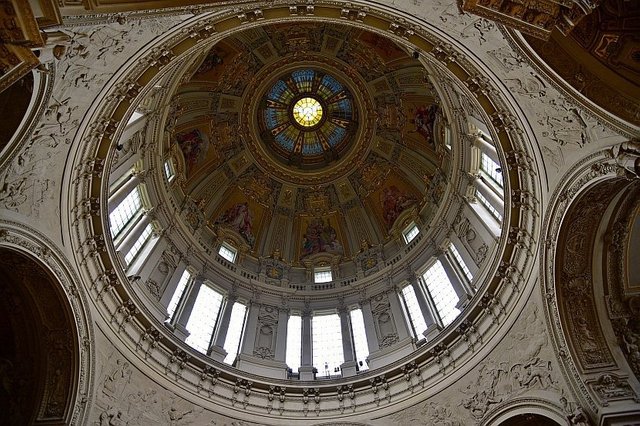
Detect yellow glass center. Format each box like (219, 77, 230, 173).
(292, 97, 323, 127)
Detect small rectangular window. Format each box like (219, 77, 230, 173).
(167, 269, 191, 320)
(314, 268, 332, 283)
(403, 223, 420, 244)
(164, 159, 175, 182)
(185, 285, 224, 353)
(223, 302, 247, 365)
(476, 190, 503, 221)
(218, 243, 237, 263)
(449, 243, 473, 282)
(286, 315, 302, 371)
(124, 223, 153, 264)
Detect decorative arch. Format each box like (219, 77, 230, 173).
(0, 223, 93, 425)
(542, 146, 640, 421)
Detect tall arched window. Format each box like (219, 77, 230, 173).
(184, 284, 224, 353)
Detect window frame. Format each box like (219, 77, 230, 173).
(218, 242, 238, 263)
(402, 222, 420, 244)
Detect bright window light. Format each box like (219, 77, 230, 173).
(167, 269, 191, 320)
(314, 268, 332, 283)
(476, 190, 503, 221)
(185, 285, 223, 354)
(218, 243, 237, 263)
(403, 223, 420, 244)
(124, 223, 153, 264)
(480, 152, 503, 189)
(350, 309, 369, 371)
(401, 285, 428, 338)
(422, 260, 461, 326)
(312, 314, 343, 377)
(164, 159, 175, 182)
(223, 302, 247, 364)
(449, 243, 473, 282)
(109, 186, 142, 237)
(286, 315, 302, 371)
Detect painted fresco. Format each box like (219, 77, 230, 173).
(413, 104, 439, 146)
(381, 185, 418, 229)
(215, 202, 256, 247)
(358, 30, 407, 62)
(175, 129, 210, 177)
(300, 217, 344, 259)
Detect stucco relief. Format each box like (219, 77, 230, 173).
(95, 347, 266, 426)
(370, 292, 398, 348)
(0, 16, 182, 226)
(254, 305, 278, 360)
(384, 303, 567, 426)
(557, 180, 620, 370)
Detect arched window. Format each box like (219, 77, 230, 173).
(166, 269, 192, 322)
(109, 186, 142, 237)
(184, 284, 224, 353)
(286, 314, 302, 372)
(223, 302, 247, 364)
(349, 308, 369, 371)
(400, 285, 429, 339)
(421, 260, 461, 326)
(312, 313, 343, 377)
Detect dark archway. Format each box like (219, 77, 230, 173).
(499, 413, 562, 426)
(0, 248, 78, 425)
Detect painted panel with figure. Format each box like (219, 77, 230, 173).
(213, 189, 267, 249)
(175, 128, 210, 177)
(298, 216, 345, 260)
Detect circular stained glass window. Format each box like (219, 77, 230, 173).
(259, 69, 357, 169)
(292, 97, 323, 127)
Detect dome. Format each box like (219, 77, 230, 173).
(163, 23, 451, 270)
(5, 1, 638, 425)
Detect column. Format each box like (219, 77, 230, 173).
(338, 307, 357, 377)
(159, 262, 187, 310)
(387, 290, 411, 341)
(472, 133, 498, 163)
(360, 299, 379, 353)
(208, 295, 237, 361)
(410, 277, 442, 340)
(274, 308, 289, 362)
(108, 172, 141, 214)
(115, 213, 150, 258)
(172, 277, 203, 340)
(475, 177, 504, 211)
(136, 238, 167, 284)
(299, 308, 314, 380)
(440, 255, 472, 309)
(239, 302, 260, 356)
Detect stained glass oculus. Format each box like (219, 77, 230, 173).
(293, 97, 323, 127)
(259, 68, 357, 169)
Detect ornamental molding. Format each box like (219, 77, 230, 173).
(0, 220, 95, 426)
(63, 1, 542, 421)
(540, 146, 640, 416)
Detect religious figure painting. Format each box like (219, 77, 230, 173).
(301, 217, 344, 259)
(381, 185, 418, 229)
(175, 129, 210, 176)
(412, 104, 438, 146)
(216, 202, 255, 247)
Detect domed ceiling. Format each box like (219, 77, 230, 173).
(168, 22, 449, 264)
